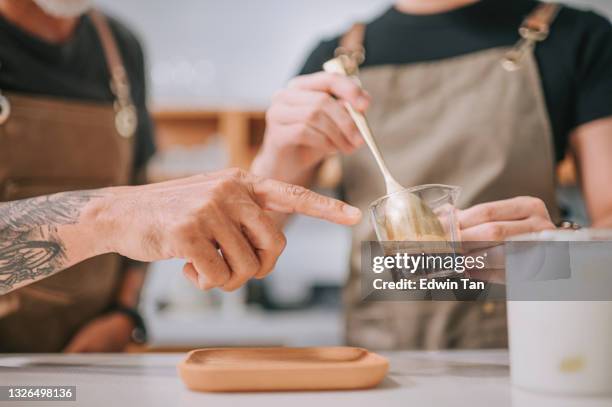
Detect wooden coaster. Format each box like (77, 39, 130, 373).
(178, 346, 389, 392)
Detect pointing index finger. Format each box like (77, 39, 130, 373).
(251, 178, 361, 225)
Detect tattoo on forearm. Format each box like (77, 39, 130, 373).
(0, 191, 96, 294)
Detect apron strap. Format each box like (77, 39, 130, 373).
(522, 2, 561, 35)
(502, 2, 561, 71)
(88, 9, 132, 110)
(0, 10, 138, 134)
(88, 9, 138, 138)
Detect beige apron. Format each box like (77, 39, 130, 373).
(341, 4, 561, 349)
(0, 10, 137, 352)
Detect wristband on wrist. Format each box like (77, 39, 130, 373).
(108, 303, 147, 344)
(556, 220, 582, 230)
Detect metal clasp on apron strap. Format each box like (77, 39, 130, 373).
(502, 3, 561, 71)
(110, 68, 138, 139)
(0, 92, 10, 125)
(0, 11, 138, 137)
(333, 23, 367, 77)
(89, 10, 137, 138)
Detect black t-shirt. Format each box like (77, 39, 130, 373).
(0, 12, 155, 174)
(300, 0, 612, 162)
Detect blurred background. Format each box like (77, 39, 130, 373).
(91, 0, 612, 350)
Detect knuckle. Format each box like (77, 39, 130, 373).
(225, 167, 246, 180)
(481, 204, 496, 222)
(348, 85, 361, 100)
(214, 178, 234, 194)
(200, 197, 222, 215)
(170, 219, 199, 243)
(254, 210, 286, 254)
(340, 81, 361, 100)
(243, 202, 263, 219)
(293, 131, 309, 146)
(284, 184, 309, 200)
(315, 94, 331, 109)
(268, 229, 287, 256)
(339, 115, 356, 133)
(208, 266, 229, 286)
(213, 175, 242, 195)
(325, 196, 345, 213)
(295, 123, 310, 137)
(305, 106, 321, 122)
(248, 253, 262, 273)
(529, 197, 547, 213)
(516, 195, 540, 210)
(485, 223, 505, 241)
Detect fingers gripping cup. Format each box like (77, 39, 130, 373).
(369, 184, 461, 281)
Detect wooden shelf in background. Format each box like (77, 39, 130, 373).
(153, 109, 577, 189)
(152, 109, 266, 169)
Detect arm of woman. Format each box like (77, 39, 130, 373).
(571, 117, 612, 228)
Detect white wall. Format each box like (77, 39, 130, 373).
(95, 0, 611, 109)
(96, 0, 391, 108)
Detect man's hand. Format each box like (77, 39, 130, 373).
(458, 196, 555, 241)
(0, 168, 361, 295)
(94, 168, 362, 292)
(63, 312, 133, 353)
(252, 72, 370, 184)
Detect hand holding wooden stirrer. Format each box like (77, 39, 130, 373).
(323, 56, 446, 241)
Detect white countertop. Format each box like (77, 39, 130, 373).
(0, 350, 610, 407)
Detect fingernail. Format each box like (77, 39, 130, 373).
(343, 205, 362, 218)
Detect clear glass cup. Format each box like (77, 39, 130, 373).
(369, 184, 461, 241)
(369, 184, 461, 280)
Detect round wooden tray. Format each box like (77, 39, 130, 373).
(178, 346, 389, 392)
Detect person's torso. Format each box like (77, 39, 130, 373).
(336, 2, 562, 350)
(300, 0, 612, 165)
(0, 11, 137, 352)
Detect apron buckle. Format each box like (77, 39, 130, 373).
(0, 93, 11, 125)
(502, 37, 535, 72)
(502, 3, 559, 72)
(114, 102, 137, 138)
(501, 27, 549, 72)
(333, 48, 365, 77)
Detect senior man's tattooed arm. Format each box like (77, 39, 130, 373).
(0, 191, 103, 294)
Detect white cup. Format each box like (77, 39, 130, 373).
(506, 229, 612, 396)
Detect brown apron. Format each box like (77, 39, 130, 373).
(340, 4, 561, 349)
(0, 10, 137, 352)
